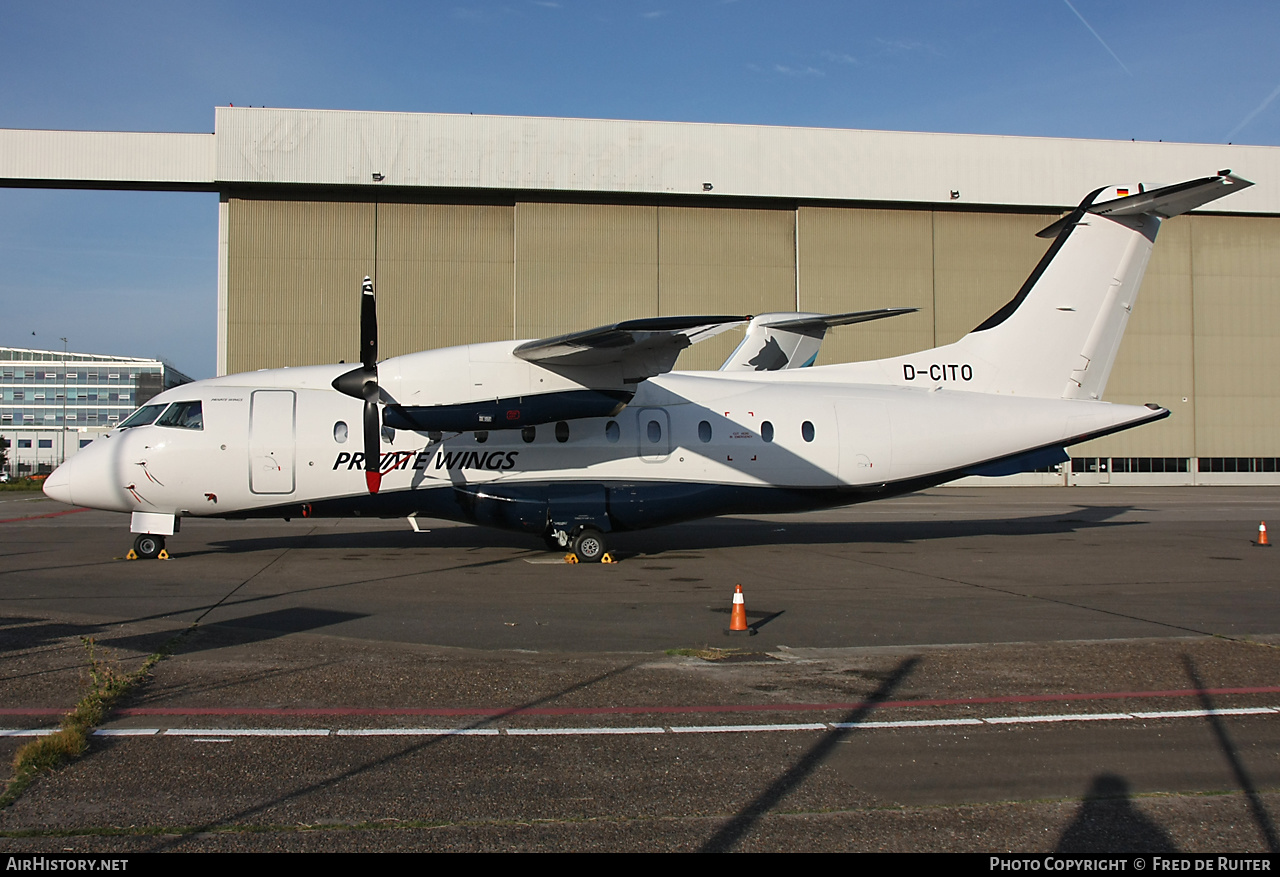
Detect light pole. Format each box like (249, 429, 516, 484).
(59, 337, 68, 466)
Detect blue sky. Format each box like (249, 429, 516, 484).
(3, 1, 1279, 378)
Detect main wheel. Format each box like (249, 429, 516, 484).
(571, 528, 607, 563)
(133, 533, 165, 560)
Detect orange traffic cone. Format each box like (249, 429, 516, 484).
(1256, 521, 1271, 547)
(729, 584, 749, 632)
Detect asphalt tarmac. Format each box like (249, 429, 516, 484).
(1, 485, 1277, 852)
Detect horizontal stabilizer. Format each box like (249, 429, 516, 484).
(1037, 172, 1253, 238)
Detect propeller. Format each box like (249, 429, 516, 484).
(331, 277, 383, 494)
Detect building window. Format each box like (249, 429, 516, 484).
(38, 439, 52, 449)
(17, 439, 31, 448)
(80, 439, 93, 448)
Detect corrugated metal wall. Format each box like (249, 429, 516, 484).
(377, 203, 514, 357)
(797, 207, 935, 364)
(658, 206, 795, 370)
(226, 200, 374, 373)
(226, 195, 1279, 458)
(514, 203, 658, 341)
(1190, 215, 1280, 456)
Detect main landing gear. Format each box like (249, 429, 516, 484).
(545, 526, 609, 563)
(133, 533, 166, 560)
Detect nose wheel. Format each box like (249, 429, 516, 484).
(133, 533, 166, 560)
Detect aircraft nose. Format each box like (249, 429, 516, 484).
(43, 463, 73, 505)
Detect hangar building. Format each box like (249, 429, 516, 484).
(2, 107, 1279, 484)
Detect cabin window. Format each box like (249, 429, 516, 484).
(605, 420, 620, 443)
(521, 426, 536, 443)
(474, 431, 488, 443)
(555, 421, 570, 443)
(802, 421, 815, 442)
(698, 420, 712, 443)
(333, 421, 348, 443)
(647, 419, 662, 443)
(156, 401, 203, 431)
(761, 421, 774, 443)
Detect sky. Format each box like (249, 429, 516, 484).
(2, 0, 1279, 379)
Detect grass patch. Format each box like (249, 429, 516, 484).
(1, 631, 188, 810)
(0, 481, 46, 492)
(665, 647, 742, 661)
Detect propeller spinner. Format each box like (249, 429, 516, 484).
(331, 277, 384, 494)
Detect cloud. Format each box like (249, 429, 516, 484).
(532, 1, 561, 7)
(772, 64, 823, 77)
(641, 10, 666, 19)
(820, 51, 858, 65)
(875, 37, 928, 53)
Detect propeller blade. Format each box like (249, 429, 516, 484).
(360, 276, 377, 370)
(331, 276, 383, 495)
(364, 399, 382, 494)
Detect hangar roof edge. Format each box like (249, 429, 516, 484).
(3, 108, 1278, 213)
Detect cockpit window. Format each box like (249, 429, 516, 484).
(117, 404, 167, 429)
(155, 401, 204, 431)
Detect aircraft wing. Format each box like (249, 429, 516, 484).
(721, 308, 918, 371)
(514, 315, 748, 381)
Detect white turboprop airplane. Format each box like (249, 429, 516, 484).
(43, 172, 1251, 561)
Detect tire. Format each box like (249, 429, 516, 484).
(571, 528, 606, 563)
(134, 533, 165, 560)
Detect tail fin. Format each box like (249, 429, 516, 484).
(850, 171, 1251, 399)
(721, 308, 917, 371)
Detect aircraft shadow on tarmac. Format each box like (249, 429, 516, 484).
(99, 607, 371, 657)
(196, 504, 1137, 557)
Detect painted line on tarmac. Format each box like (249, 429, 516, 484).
(4, 706, 1275, 739)
(81, 683, 1280, 720)
(0, 507, 90, 524)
